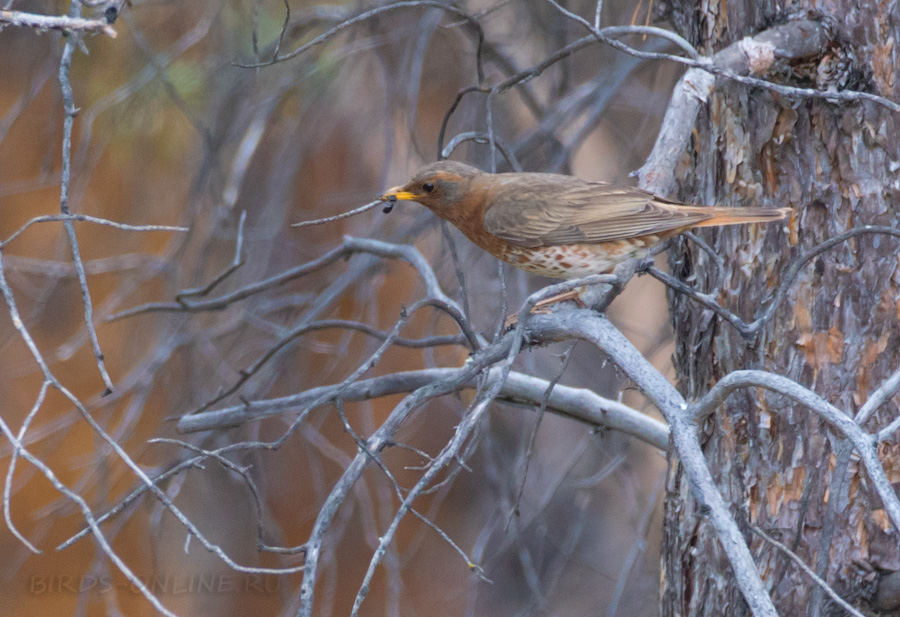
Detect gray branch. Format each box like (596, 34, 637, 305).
(0, 9, 117, 37)
(177, 368, 669, 449)
(637, 19, 830, 196)
(526, 310, 780, 617)
(692, 370, 900, 532)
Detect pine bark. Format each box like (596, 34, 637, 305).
(660, 1, 900, 615)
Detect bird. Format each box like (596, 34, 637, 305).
(379, 160, 790, 279)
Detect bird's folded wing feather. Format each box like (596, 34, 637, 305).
(482, 178, 712, 248)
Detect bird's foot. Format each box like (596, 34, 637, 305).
(504, 288, 586, 330)
(634, 256, 655, 274)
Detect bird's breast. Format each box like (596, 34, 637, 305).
(496, 238, 659, 278)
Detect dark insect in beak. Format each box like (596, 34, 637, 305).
(382, 195, 397, 214)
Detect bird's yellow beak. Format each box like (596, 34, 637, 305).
(378, 186, 419, 203)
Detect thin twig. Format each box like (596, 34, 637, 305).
(292, 199, 384, 228)
(236, 0, 486, 85)
(0, 8, 117, 37)
(544, 5, 900, 113)
(3, 381, 49, 554)
(108, 237, 478, 350)
(643, 226, 900, 337)
(856, 365, 900, 429)
(0, 248, 176, 616)
(508, 344, 575, 523)
(441, 132, 522, 171)
(0, 213, 187, 249)
(752, 527, 865, 617)
(296, 338, 517, 617)
(607, 473, 665, 617)
(58, 21, 115, 394)
(176, 210, 246, 300)
(691, 370, 900, 532)
(188, 318, 468, 414)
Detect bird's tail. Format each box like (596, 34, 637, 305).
(689, 206, 791, 227)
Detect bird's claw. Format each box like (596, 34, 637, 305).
(503, 289, 586, 331)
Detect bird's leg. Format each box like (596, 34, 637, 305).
(537, 288, 587, 309)
(504, 288, 586, 330)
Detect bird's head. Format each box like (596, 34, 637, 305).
(378, 160, 483, 215)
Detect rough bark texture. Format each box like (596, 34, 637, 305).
(660, 1, 900, 615)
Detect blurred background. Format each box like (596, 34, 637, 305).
(0, 0, 683, 614)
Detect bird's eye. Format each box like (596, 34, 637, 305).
(422, 182, 435, 193)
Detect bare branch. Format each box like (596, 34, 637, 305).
(0, 248, 178, 615)
(0, 8, 117, 37)
(441, 132, 522, 171)
(177, 366, 669, 448)
(643, 226, 900, 337)
(3, 382, 49, 554)
(108, 237, 476, 349)
(0, 245, 301, 578)
(188, 309, 472, 415)
(350, 372, 501, 616)
(175, 210, 246, 300)
(236, 0, 486, 85)
(636, 19, 859, 194)
(0, 214, 188, 249)
(692, 370, 900, 532)
(526, 310, 780, 617)
(752, 527, 866, 617)
(543, 8, 899, 134)
(295, 339, 514, 617)
(857, 365, 900, 429)
(292, 200, 384, 228)
(58, 15, 115, 394)
(607, 474, 665, 617)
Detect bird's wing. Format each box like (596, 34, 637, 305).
(482, 176, 712, 248)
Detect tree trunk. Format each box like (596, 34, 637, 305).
(661, 2, 900, 615)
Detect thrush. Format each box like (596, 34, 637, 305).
(379, 160, 789, 279)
